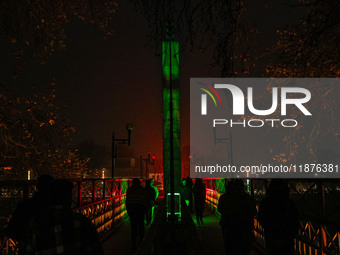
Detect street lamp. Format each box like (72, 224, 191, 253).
(112, 123, 133, 179)
(140, 152, 155, 179)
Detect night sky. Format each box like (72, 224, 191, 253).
(0, 0, 304, 170)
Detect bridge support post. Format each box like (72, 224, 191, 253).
(162, 22, 181, 221)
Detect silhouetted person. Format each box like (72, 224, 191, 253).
(218, 180, 256, 255)
(126, 178, 147, 250)
(258, 180, 299, 255)
(193, 178, 206, 225)
(150, 179, 159, 201)
(22, 179, 103, 255)
(149, 179, 159, 220)
(6, 174, 54, 252)
(145, 179, 156, 225)
(186, 177, 193, 212)
(180, 178, 192, 207)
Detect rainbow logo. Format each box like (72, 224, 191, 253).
(197, 82, 222, 107)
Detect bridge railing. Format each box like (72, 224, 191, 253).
(71, 179, 132, 235)
(203, 179, 340, 255)
(0, 178, 132, 255)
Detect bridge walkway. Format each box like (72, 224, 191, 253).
(193, 210, 261, 255)
(103, 219, 151, 255)
(103, 209, 262, 255)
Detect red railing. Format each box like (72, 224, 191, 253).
(71, 179, 132, 235)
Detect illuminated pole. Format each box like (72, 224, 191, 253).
(162, 22, 181, 220)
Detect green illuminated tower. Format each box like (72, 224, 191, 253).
(162, 26, 181, 197)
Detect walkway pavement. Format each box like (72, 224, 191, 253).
(193, 210, 261, 255)
(103, 210, 261, 255)
(103, 220, 150, 255)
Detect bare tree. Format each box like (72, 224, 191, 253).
(267, 0, 340, 77)
(262, 0, 340, 163)
(0, 0, 118, 62)
(130, 0, 252, 76)
(0, 82, 89, 179)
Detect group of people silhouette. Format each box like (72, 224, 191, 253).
(180, 177, 206, 225)
(125, 178, 159, 250)
(218, 179, 299, 255)
(7, 175, 298, 255)
(6, 175, 103, 255)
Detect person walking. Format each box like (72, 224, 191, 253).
(6, 174, 54, 252)
(126, 178, 147, 250)
(258, 180, 299, 255)
(180, 178, 192, 207)
(186, 177, 193, 212)
(193, 178, 206, 225)
(145, 179, 156, 225)
(22, 179, 103, 255)
(218, 180, 256, 255)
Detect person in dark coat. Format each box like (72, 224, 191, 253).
(22, 179, 103, 255)
(145, 179, 156, 225)
(6, 174, 54, 251)
(193, 178, 206, 225)
(186, 177, 193, 212)
(126, 178, 147, 250)
(180, 178, 192, 207)
(258, 180, 299, 255)
(218, 180, 256, 255)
